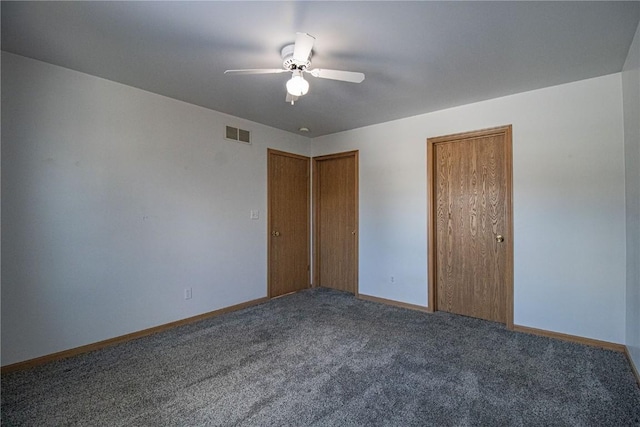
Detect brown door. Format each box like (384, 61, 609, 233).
(268, 149, 310, 298)
(427, 126, 513, 326)
(313, 151, 359, 294)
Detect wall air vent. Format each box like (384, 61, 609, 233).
(225, 126, 251, 144)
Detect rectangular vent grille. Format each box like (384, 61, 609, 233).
(225, 126, 251, 144)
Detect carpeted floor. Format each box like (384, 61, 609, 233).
(2, 288, 639, 426)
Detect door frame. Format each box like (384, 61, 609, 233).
(426, 125, 514, 328)
(312, 150, 359, 295)
(267, 148, 311, 298)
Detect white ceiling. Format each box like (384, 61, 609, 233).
(2, 1, 639, 137)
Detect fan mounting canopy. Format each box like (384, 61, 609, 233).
(281, 44, 310, 70)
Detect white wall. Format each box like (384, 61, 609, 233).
(1, 52, 310, 366)
(312, 74, 627, 344)
(623, 22, 640, 371)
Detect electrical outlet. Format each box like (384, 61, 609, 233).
(250, 210, 259, 220)
(184, 287, 192, 300)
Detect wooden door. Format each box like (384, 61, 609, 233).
(427, 126, 513, 326)
(268, 149, 310, 298)
(313, 151, 359, 294)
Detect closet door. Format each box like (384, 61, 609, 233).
(314, 151, 359, 294)
(268, 149, 310, 298)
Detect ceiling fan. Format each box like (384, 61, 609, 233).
(224, 33, 365, 105)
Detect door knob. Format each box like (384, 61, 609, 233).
(496, 235, 504, 243)
(272, 231, 280, 237)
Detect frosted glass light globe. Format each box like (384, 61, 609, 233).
(286, 71, 309, 96)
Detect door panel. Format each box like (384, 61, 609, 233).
(314, 151, 358, 294)
(428, 127, 513, 325)
(268, 149, 310, 298)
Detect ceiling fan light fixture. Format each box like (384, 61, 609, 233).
(286, 70, 309, 96)
(224, 33, 364, 103)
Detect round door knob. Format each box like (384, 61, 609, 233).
(496, 235, 504, 243)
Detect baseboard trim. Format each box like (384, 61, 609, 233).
(358, 294, 430, 313)
(513, 324, 625, 352)
(624, 346, 640, 387)
(1, 297, 270, 374)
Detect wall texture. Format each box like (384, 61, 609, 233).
(312, 74, 627, 344)
(623, 22, 640, 373)
(1, 53, 309, 366)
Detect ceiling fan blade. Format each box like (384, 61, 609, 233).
(286, 92, 299, 103)
(308, 69, 365, 83)
(293, 32, 315, 63)
(224, 69, 288, 75)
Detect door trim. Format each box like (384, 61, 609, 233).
(267, 149, 311, 298)
(312, 150, 359, 295)
(426, 126, 514, 328)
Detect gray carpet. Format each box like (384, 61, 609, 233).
(2, 288, 639, 426)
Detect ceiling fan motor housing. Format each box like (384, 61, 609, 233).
(281, 44, 310, 70)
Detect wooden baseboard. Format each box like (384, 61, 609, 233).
(624, 346, 640, 387)
(356, 298, 635, 380)
(358, 293, 430, 313)
(513, 324, 625, 352)
(1, 297, 269, 374)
